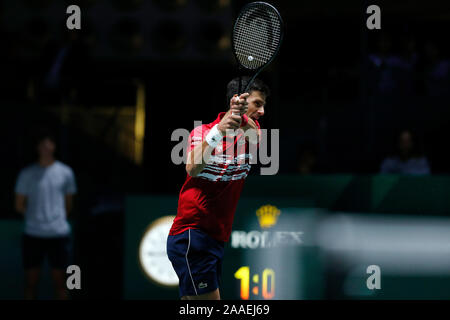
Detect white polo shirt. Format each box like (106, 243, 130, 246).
(15, 160, 77, 237)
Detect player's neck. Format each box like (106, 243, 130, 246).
(38, 156, 56, 167)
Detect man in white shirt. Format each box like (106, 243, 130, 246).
(15, 130, 77, 300)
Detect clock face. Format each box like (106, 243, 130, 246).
(139, 216, 179, 287)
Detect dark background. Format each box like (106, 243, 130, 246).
(1, 0, 450, 299)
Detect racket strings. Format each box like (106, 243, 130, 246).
(235, 11, 278, 67)
(233, 4, 282, 70)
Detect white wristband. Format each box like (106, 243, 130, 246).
(205, 124, 223, 148)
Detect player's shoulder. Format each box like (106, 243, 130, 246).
(19, 163, 39, 176)
(191, 123, 208, 132)
(190, 123, 214, 137)
(190, 113, 225, 139)
(191, 113, 224, 133)
(54, 161, 74, 174)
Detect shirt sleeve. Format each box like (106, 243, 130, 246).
(187, 125, 206, 153)
(15, 170, 29, 195)
(64, 168, 77, 195)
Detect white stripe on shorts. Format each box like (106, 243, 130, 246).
(185, 229, 198, 296)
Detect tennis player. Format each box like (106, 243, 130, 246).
(167, 77, 269, 300)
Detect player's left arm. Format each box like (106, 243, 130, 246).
(241, 116, 261, 144)
(64, 169, 77, 218)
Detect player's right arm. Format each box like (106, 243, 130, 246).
(186, 93, 249, 177)
(186, 140, 216, 177)
(15, 194, 27, 215)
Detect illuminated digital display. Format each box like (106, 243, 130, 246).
(234, 266, 275, 300)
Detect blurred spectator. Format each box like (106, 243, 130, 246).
(380, 129, 430, 175)
(14, 129, 77, 299)
(368, 34, 417, 96)
(423, 41, 450, 97)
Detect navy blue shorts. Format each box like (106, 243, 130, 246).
(167, 228, 225, 297)
(22, 233, 71, 270)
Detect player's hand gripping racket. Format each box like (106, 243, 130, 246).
(231, 2, 284, 117)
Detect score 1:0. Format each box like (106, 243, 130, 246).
(234, 266, 275, 300)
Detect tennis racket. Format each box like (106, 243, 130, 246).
(231, 1, 284, 115)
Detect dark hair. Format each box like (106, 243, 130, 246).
(226, 76, 270, 105)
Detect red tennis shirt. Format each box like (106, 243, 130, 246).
(169, 112, 260, 242)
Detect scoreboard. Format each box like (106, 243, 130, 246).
(124, 195, 324, 300)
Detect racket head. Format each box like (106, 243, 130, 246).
(232, 2, 284, 71)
